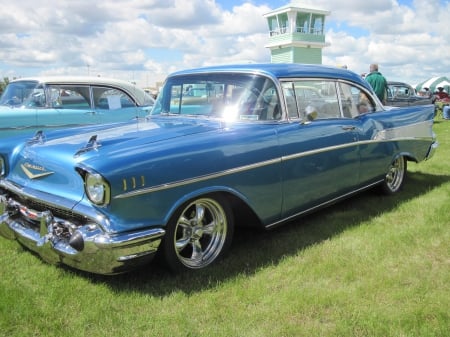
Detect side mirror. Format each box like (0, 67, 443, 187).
(305, 105, 318, 121)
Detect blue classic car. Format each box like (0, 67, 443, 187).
(0, 76, 155, 139)
(0, 64, 437, 274)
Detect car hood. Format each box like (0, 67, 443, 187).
(6, 117, 223, 205)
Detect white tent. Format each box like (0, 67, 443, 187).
(415, 76, 450, 93)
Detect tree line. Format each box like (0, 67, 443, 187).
(0, 77, 12, 95)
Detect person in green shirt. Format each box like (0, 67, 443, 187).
(365, 63, 388, 104)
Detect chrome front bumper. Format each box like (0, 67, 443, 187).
(0, 195, 165, 275)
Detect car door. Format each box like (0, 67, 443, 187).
(278, 119, 360, 218)
(277, 80, 362, 219)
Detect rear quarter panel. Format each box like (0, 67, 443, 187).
(357, 104, 435, 185)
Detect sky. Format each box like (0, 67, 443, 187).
(0, 0, 449, 89)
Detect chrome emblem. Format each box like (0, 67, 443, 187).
(21, 162, 54, 179)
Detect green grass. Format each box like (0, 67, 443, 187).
(1, 120, 449, 337)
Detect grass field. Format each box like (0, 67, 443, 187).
(0, 119, 449, 337)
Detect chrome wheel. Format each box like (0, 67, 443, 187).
(381, 156, 406, 194)
(163, 195, 233, 271)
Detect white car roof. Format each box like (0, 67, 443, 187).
(10, 76, 153, 106)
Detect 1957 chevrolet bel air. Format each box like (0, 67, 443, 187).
(0, 63, 438, 274)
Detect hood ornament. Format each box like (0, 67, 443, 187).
(74, 135, 101, 157)
(27, 130, 46, 145)
(21, 162, 54, 179)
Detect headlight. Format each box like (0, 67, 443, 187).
(85, 172, 110, 206)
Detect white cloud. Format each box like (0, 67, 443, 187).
(319, 0, 450, 82)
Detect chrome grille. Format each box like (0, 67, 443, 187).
(6, 191, 87, 226)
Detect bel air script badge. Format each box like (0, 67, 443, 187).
(21, 162, 54, 179)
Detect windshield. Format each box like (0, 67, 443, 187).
(0, 80, 46, 107)
(151, 73, 281, 121)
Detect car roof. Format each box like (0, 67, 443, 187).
(9, 76, 153, 106)
(387, 81, 412, 86)
(170, 63, 372, 91)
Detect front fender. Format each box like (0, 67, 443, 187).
(161, 185, 258, 225)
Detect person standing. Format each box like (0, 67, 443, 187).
(365, 63, 388, 104)
(442, 105, 450, 120)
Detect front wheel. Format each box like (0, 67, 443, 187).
(161, 195, 234, 272)
(380, 156, 407, 194)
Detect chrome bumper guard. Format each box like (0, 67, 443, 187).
(0, 195, 165, 274)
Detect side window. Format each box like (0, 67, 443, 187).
(387, 85, 394, 99)
(169, 84, 183, 113)
(254, 80, 281, 120)
(93, 87, 136, 110)
(48, 85, 91, 109)
(389, 84, 412, 99)
(28, 88, 46, 107)
(281, 82, 300, 119)
(397, 85, 410, 97)
(338, 83, 375, 117)
(282, 80, 340, 120)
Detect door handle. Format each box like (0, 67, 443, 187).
(342, 126, 356, 131)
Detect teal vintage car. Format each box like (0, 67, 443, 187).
(0, 76, 155, 138)
(0, 64, 437, 274)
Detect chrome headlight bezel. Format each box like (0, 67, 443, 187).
(84, 172, 110, 206)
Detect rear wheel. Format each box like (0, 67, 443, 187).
(380, 156, 407, 194)
(162, 195, 234, 272)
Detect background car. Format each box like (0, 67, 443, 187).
(0, 76, 155, 138)
(386, 81, 434, 107)
(0, 64, 437, 275)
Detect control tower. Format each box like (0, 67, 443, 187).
(263, 2, 330, 64)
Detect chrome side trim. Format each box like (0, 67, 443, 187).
(281, 141, 354, 161)
(374, 120, 434, 140)
(114, 157, 282, 198)
(115, 134, 432, 199)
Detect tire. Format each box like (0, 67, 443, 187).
(380, 156, 407, 195)
(161, 194, 234, 272)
